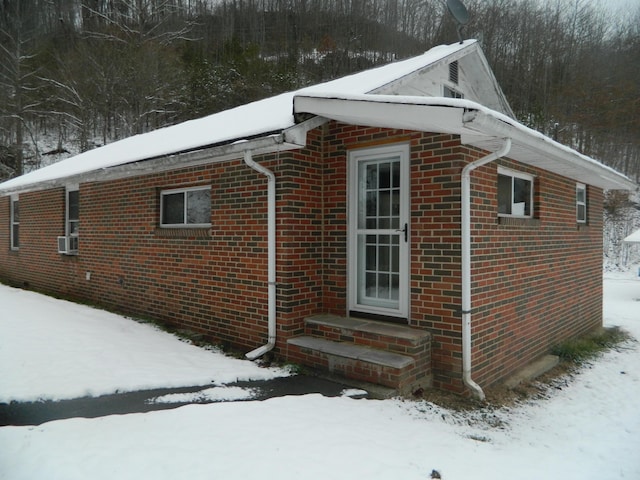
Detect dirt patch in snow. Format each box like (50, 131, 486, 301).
(415, 361, 578, 411)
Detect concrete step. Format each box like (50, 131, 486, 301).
(305, 314, 431, 356)
(287, 336, 414, 369)
(286, 334, 430, 393)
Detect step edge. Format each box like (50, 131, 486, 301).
(287, 336, 415, 369)
(306, 314, 430, 342)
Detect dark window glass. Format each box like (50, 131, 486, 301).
(162, 192, 185, 224)
(11, 199, 19, 249)
(68, 190, 79, 221)
(498, 174, 512, 214)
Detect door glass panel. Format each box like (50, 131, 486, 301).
(366, 272, 376, 297)
(392, 161, 400, 188)
(356, 156, 403, 310)
(379, 162, 390, 188)
(366, 244, 376, 270)
(378, 240, 390, 271)
(366, 164, 377, 189)
(391, 274, 399, 301)
(366, 191, 377, 218)
(378, 273, 390, 298)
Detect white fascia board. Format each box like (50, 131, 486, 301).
(0, 135, 297, 196)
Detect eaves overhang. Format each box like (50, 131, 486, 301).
(0, 135, 293, 196)
(0, 115, 327, 197)
(293, 93, 636, 191)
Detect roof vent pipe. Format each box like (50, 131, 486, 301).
(461, 138, 512, 400)
(244, 150, 277, 360)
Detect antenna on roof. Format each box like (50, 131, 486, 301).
(446, 0, 470, 44)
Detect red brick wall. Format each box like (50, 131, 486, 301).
(314, 124, 604, 392)
(409, 134, 468, 392)
(467, 154, 604, 390)
(0, 188, 86, 295)
(0, 160, 280, 351)
(0, 123, 605, 393)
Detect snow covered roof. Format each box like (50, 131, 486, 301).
(624, 230, 640, 243)
(0, 41, 475, 195)
(0, 39, 634, 194)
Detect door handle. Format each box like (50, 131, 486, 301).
(396, 223, 408, 242)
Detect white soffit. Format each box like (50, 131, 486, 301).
(293, 93, 635, 191)
(293, 95, 465, 135)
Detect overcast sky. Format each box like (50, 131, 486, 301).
(590, 0, 638, 13)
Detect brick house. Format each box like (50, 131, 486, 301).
(0, 40, 634, 398)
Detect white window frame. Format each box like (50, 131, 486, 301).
(160, 186, 211, 228)
(10, 194, 19, 251)
(63, 185, 79, 254)
(498, 167, 534, 218)
(576, 183, 587, 224)
(443, 85, 463, 99)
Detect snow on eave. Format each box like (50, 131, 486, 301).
(301, 40, 479, 97)
(624, 230, 640, 243)
(0, 92, 298, 195)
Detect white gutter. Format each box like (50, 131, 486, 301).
(461, 137, 512, 400)
(244, 149, 277, 360)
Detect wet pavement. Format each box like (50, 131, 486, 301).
(0, 375, 372, 427)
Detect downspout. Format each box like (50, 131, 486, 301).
(461, 137, 512, 400)
(244, 149, 277, 360)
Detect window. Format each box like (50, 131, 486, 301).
(10, 195, 19, 250)
(576, 183, 587, 223)
(498, 167, 534, 217)
(160, 186, 211, 227)
(444, 85, 463, 99)
(61, 186, 79, 254)
(67, 189, 79, 237)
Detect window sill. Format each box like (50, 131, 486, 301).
(155, 227, 212, 238)
(498, 216, 540, 227)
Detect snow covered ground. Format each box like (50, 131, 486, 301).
(1, 272, 639, 480)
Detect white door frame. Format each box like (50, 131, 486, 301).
(348, 143, 410, 319)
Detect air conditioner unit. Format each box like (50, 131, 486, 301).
(57, 236, 78, 254)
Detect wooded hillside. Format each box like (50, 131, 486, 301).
(1, 0, 639, 181)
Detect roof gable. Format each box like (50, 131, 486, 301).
(367, 41, 514, 118)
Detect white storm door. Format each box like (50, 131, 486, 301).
(348, 144, 409, 319)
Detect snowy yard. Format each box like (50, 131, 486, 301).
(1, 273, 639, 480)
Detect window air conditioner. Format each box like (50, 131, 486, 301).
(57, 236, 78, 254)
